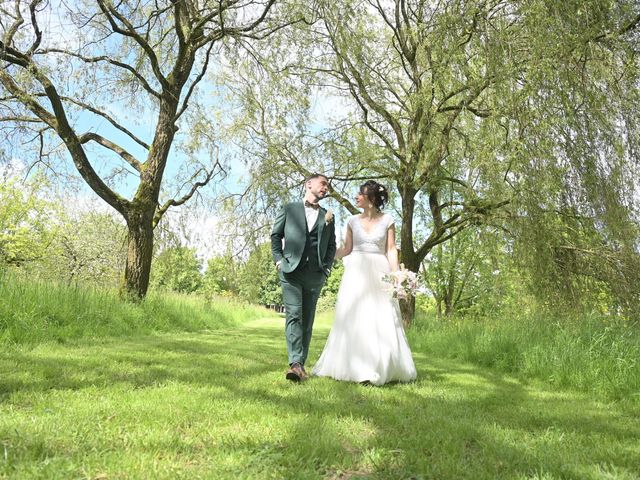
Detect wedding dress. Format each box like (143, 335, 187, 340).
(312, 213, 417, 385)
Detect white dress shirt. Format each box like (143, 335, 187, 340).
(304, 204, 320, 231)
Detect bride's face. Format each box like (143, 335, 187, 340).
(355, 189, 370, 208)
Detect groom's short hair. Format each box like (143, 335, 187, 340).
(306, 173, 329, 183)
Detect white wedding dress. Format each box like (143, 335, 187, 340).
(312, 213, 417, 385)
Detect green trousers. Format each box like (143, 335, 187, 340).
(279, 264, 326, 366)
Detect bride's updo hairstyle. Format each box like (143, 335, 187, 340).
(360, 180, 389, 211)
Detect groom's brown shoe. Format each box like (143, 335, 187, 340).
(286, 363, 305, 382)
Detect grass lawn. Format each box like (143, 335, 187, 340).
(1, 313, 638, 479)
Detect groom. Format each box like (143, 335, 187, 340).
(271, 173, 337, 382)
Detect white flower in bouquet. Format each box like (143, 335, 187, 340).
(381, 264, 420, 299)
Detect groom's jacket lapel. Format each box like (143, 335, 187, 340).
(317, 206, 325, 239)
(294, 202, 306, 234)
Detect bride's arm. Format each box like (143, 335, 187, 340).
(335, 225, 353, 260)
(386, 224, 399, 271)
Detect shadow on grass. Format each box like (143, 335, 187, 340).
(1, 322, 639, 479)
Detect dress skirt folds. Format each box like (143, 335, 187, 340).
(312, 248, 417, 386)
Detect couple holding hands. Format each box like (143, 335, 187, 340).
(271, 173, 416, 386)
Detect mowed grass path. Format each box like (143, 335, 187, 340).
(1, 315, 638, 480)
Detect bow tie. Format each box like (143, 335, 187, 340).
(304, 201, 320, 210)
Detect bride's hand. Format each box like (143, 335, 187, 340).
(336, 226, 353, 259)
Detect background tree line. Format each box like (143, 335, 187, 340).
(0, 171, 289, 306)
(1, 0, 639, 327)
(1, 153, 638, 326)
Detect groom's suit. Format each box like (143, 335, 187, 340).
(271, 202, 337, 367)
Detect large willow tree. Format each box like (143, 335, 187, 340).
(510, 1, 640, 316)
(230, 0, 640, 323)
(0, 0, 284, 299)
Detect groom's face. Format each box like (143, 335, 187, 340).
(306, 176, 329, 201)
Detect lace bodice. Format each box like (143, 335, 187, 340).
(348, 213, 394, 254)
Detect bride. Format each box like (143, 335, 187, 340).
(312, 180, 417, 385)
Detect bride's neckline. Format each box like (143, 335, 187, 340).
(357, 213, 385, 235)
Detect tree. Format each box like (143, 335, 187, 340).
(504, 1, 640, 319)
(47, 209, 127, 286)
(150, 245, 202, 293)
(424, 229, 480, 318)
(0, 0, 283, 299)
(0, 173, 53, 266)
(229, 0, 640, 324)
(230, 0, 525, 324)
(237, 242, 282, 305)
(203, 254, 239, 295)
(422, 225, 515, 318)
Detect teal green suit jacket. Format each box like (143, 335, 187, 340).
(271, 202, 337, 276)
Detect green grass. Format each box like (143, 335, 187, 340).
(409, 311, 640, 402)
(1, 275, 639, 478)
(1, 314, 639, 479)
(0, 269, 267, 345)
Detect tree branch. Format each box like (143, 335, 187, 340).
(78, 132, 142, 172)
(0, 115, 41, 123)
(38, 49, 162, 99)
(153, 165, 216, 227)
(595, 12, 640, 41)
(26, 0, 44, 55)
(438, 104, 491, 118)
(0, 69, 56, 127)
(96, 0, 170, 91)
(175, 40, 215, 120)
(415, 197, 511, 261)
(2, 0, 24, 47)
(61, 96, 150, 150)
(325, 18, 407, 156)
(0, 53, 131, 216)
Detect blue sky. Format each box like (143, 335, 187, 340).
(2, 0, 374, 259)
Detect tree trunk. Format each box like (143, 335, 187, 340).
(399, 296, 416, 328)
(398, 184, 420, 328)
(444, 297, 454, 317)
(399, 247, 420, 328)
(435, 296, 442, 320)
(121, 210, 155, 300)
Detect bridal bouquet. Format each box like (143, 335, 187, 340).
(381, 265, 420, 300)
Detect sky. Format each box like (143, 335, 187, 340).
(1, 0, 360, 262)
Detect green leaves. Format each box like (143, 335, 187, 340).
(150, 246, 203, 294)
(0, 175, 54, 266)
(237, 243, 282, 306)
